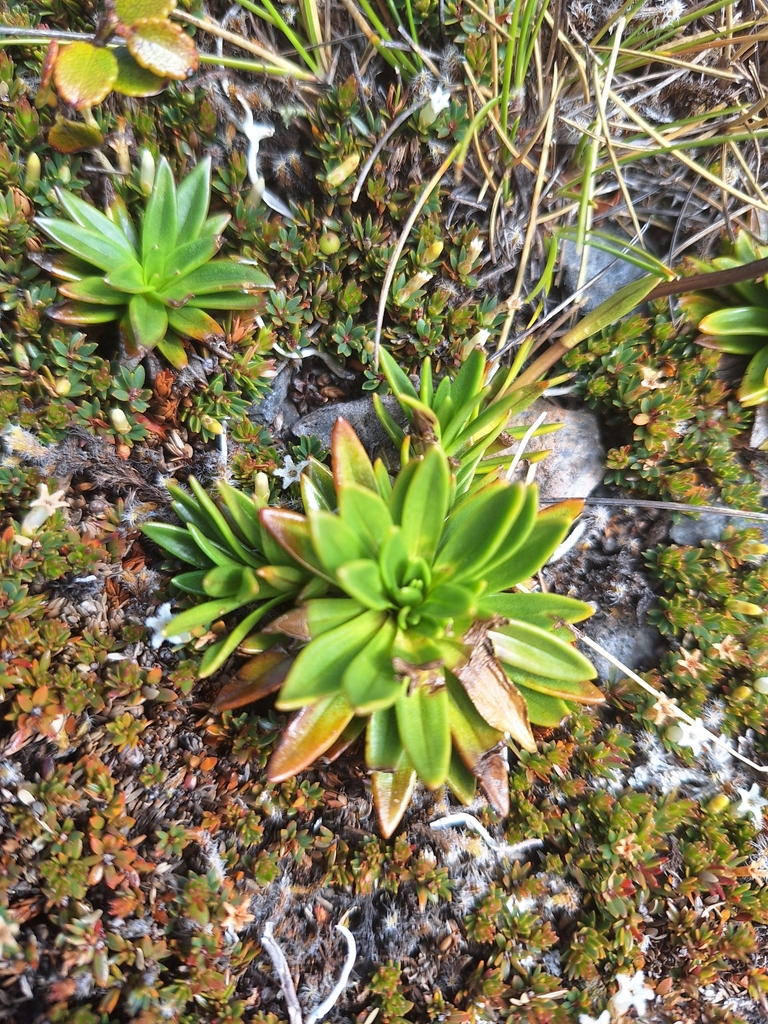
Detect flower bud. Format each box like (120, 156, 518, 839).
(255, 471, 270, 505)
(53, 376, 71, 396)
(395, 270, 434, 305)
(139, 149, 155, 196)
(110, 408, 132, 435)
(754, 677, 768, 694)
(421, 240, 444, 265)
(706, 794, 730, 814)
(319, 231, 341, 256)
(200, 414, 223, 435)
(325, 153, 359, 188)
(24, 152, 41, 193)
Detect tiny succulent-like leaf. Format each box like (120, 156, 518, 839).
(53, 42, 118, 108)
(124, 17, 199, 80)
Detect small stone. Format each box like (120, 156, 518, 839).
(290, 395, 405, 459)
(509, 399, 605, 499)
(561, 231, 647, 312)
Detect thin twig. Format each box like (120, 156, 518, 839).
(541, 496, 768, 521)
(261, 922, 303, 1024)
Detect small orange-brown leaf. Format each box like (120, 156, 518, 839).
(474, 744, 510, 818)
(124, 18, 198, 80)
(210, 650, 293, 712)
(53, 42, 118, 108)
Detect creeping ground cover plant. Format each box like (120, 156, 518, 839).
(32, 152, 273, 369)
(144, 348, 600, 835)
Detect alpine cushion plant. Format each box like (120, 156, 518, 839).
(32, 153, 274, 369)
(678, 231, 768, 406)
(260, 419, 600, 836)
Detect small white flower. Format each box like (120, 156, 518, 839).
(735, 783, 768, 829)
(429, 84, 452, 115)
(670, 717, 712, 757)
(610, 970, 655, 1017)
(145, 602, 192, 649)
(579, 1012, 610, 1024)
(273, 455, 309, 490)
(21, 483, 69, 536)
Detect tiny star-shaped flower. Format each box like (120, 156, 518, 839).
(20, 483, 69, 536)
(710, 635, 741, 662)
(145, 602, 192, 649)
(676, 646, 703, 678)
(429, 84, 452, 114)
(735, 783, 768, 830)
(273, 455, 309, 490)
(647, 693, 678, 725)
(672, 717, 712, 757)
(610, 970, 655, 1017)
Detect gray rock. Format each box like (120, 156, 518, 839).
(509, 399, 605, 499)
(249, 363, 300, 434)
(578, 611, 662, 682)
(561, 237, 646, 312)
(669, 510, 768, 548)
(290, 395, 405, 460)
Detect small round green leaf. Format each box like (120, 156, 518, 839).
(115, 0, 175, 23)
(53, 42, 118, 108)
(125, 18, 199, 80)
(48, 118, 104, 154)
(113, 46, 169, 97)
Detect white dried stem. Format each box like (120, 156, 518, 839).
(261, 922, 303, 1024)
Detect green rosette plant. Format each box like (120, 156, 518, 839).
(678, 231, 768, 406)
(33, 153, 274, 368)
(260, 419, 600, 836)
(373, 345, 562, 492)
(140, 474, 325, 678)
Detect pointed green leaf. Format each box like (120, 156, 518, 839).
(342, 617, 402, 713)
(434, 482, 525, 582)
(48, 302, 122, 324)
(187, 476, 261, 566)
(388, 458, 419, 526)
(260, 509, 332, 582)
(699, 306, 768, 336)
(216, 481, 264, 549)
(300, 458, 336, 512)
(156, 331, 188, 368)
(198, 599, 284, 679)
(304, 598, 365, 636)
(160, 235, 221, 287)
(420, 357, 434, 407)
(373, 393, 407, 449)
(186, 523, 244, 569)
(558, 274, 661, 351)
(489, 621, 597, 682)
(163, 596, 244, 635)
(36, 217, 132, 272)
(267, 692, 355, 782)
(56, 189, 136, 257)
(47, 118, 104, 155)
(481, 592, 594, 627)
(445, 670, 503, 771)
(202, 563, 259, 599)
(142, 156, 177, 268)
(332, 418, 378, 493)
(211, 649, 293, 712)
(140, 521, 212, 567)
(483, 507, 575, 593)
(186, 291, 264, 310)
(400, 446, 450, 562)
(448, 347, 486, 419)
(175, 156, 211, 247)
(167, 305, 225, 343)
(505, 664, 603, 704)
(395, 684, 451, 790)
(379, 346, 419, 406)
(309, 509, 371, 575)
(159, 260, 272, 303)
(129, 292, 168, 350)
(371, 754, 416, 838)
(170, 570, 208, 595)
(419, 583, 478, 621)
(58, 276, 127, 304)
(276, 610, 385, 709)
(699, 334, 766, 355)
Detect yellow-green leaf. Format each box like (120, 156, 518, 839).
(113, 46, 168, 96)
(371, 754, 417, 838)
(53, 42, 118, 108)
(115, 0, 175, 23)
(48, 118, 104, 154)
(125, 18, 199, 80)
(267, 692, 355, 783)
